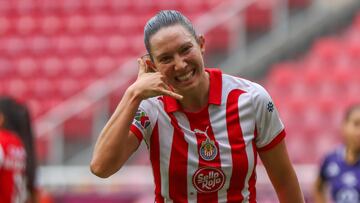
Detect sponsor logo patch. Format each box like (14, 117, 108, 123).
(134, 109, 150, 129)
(192, 167, 225, 193)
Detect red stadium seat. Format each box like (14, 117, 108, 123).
(0, 58, 15, 79)
(52, 35, 79, 55)
(92, 55, 117, 77)
(4, 37, 27, 56)
(14, 0, 36, 15)
(15, 16, 37, 35)
(79, 35, 104, 56)
(61, 0, 84, 14)
(83, 0, 108, 13)
(113, 14, 143, 34)
(40, 56, 65, 78)
(267, 62, 298, 91)
(153, 0, 181, 11)
(40, 15, 64, 35)
(0, 17, 12, 36)
(311, 37, 344, 62)
(205, 24, 230, 51)
(15, 57, 39, 78)
(104, 35, 128, 55)
(65, 15, 89, 35)
(37, 0, 62, 14)
(245, 0, 275, 32)
(107, 0, 132, 13)
(54, 78, 81, 98)
(27, 35, 53, 56)
(65, 56, 91, 78)
(2, 79, 29, 102)
(89, 14, 114, 34)
(0, 1, 14, 15)
(28, 78, 56, 99)
(132, 0, 156, 13)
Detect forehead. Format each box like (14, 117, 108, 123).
(149, 24, 194, 55)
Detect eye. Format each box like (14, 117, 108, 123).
(180, 45, 192, 54)
(160, 56, 172, 64)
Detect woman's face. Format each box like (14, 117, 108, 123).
(148, 24, 206, 93)
(343, 108, 360, 151)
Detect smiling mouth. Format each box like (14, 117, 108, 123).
(175, 69, 195, 82)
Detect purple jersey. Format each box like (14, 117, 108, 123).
(320, 146, 360, 203)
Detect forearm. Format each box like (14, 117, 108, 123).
(90, 86, 141, 177)
(259, 141, 305, 203)
(272, 169, 305, 203)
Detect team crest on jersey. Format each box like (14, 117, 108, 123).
(192, 167, 225, 193)
(199, 137, 218, 161)
(134, 109, 150, 129)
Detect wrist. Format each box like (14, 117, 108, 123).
(126, 84, 144, 104)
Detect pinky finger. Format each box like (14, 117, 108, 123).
(161, 89, 183, 100)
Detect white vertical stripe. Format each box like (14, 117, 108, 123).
(0, 145, 4, 166)
(174, 112, 198, 203)
(208, 104, 232, 203)
(158, 110, 174, 202)
(238, 93, 256, 203)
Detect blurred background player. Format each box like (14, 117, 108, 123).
(0, 96, 38, 203)
(313, 104, 360, 203)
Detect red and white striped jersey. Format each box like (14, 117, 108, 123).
(130, 68, 285, 203)
(0, 130, 27, 203)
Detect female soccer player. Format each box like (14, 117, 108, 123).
(91, 10, 304, 202)
(313, 104, 360, 203)
(0, 96, 37, 203)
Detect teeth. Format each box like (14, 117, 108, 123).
(177, 71, 193, 81)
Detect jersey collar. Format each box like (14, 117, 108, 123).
(163, 68, 222, 113)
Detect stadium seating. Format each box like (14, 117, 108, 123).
(0, 0, 312, 163)
(265, 11, 360, 163)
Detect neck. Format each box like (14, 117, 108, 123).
(345, 147, 360, 165)
(179, 72, 209, 112)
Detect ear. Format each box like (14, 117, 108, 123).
(198, 35, 205, 55)
(145, 58, 157, 72)
(142, 54, 157, 73)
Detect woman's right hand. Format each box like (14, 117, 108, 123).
(129, 58, 183, 100)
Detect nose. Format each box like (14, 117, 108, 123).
(173, 54, 187, 71)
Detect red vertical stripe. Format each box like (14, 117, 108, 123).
(150, 123, 164, 203)
(248, 140, 257, 203)
(186, 108, 221, 203)
(226, 89, 248, 202)
(248, 126, 258, 202)
(168, 114, 188, 202)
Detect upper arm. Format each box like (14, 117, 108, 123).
(121, 131, 142, 160)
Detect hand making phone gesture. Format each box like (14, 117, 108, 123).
(132, 55, 183, 100)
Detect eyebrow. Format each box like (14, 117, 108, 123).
(155, 41, 193, 60)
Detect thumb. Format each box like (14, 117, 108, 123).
(137, 58, 147, 76)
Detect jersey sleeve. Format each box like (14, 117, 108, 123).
(129, 99, 158, 147)
(252, 83, 286, 151)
